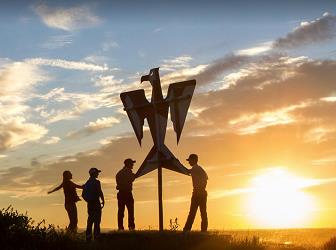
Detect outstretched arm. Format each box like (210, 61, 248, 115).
(48, 183, 62, 194)
(73, 182, 84, 189)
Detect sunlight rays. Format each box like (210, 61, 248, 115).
(245, 168, 317, 228)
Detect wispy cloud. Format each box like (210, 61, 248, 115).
(36, 85, 122, 123)
(102, 41, 119, 51)
(41, 34, 74, 49)
(209, 188, 254, 199)
(34, 3, 101, 31)
(237, 42, 273, 56)
(93, 75, 124, 92)
(43, 136, 61, 145)
(273, 12, 336, 49)
(228, 106, 299, 135)
(67, 116, 120, 139)
(27, 58, 108, 71)
(160, 55, 193, 72)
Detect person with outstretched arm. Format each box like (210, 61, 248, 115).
(82, 167, 105, 241)
(48, 170, 83, 233)
(183, 154, 208, 232)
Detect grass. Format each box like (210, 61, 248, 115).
(1, 206, 336, 250)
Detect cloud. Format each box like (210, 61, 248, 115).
(188, 56, 336, 137)
(191, 54, 250, 87)
(94, 75, 124, 92)
(67, 116, 120, 139)
(0, 60, 48, 151)
(36, 86, 121, 123)
(102, 41, 119, 51)
(34, 3, 101, 31)
(41, 34, 73, 49)
(237, 42, 273, 56)
(27, 58, 108, 71)
(273, 12, 336, 49)
(0, 117, 47, 150)
(171, 13, 335, 89)
(228, 105, 300, 135)
(43, 136, 61, 145)
(0, 61, 47, 98)
(160, 55, 193, 72)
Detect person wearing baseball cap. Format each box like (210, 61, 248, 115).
(115, 158, 136, 230)
(183, 154, 208, 232)
(82, 167, 104, 241)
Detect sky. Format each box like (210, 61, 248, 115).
(0, 0, 336, 230)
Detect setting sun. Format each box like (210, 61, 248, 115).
(245, 168, 317, 228)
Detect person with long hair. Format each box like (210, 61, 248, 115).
(48, 170, 83, 233)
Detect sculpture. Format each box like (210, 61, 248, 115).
(120, 68, 196, 230)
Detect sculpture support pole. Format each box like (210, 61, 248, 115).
(158, 164, 163, 231)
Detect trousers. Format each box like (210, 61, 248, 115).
(64, 202, 78, 233)
(86, 200, 101, 240)
(117, 191, 135, 230)
(183, 190, 208, 232)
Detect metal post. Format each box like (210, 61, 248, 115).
(158, 164, 163, 231)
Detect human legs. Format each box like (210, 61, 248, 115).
(183, 194, 199, 231)
(125, 193, 135, 230)
(86, 202, 94, 241)
(199, 192, 208, 232)
(65, 202, 78, 233)
(117, 192, 126, 230)
(93, 204, 101, 239)
(86, 201, 101, 241)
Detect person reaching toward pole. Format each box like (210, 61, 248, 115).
(183, 154, 208, 232)
(116, 158, 136, 230)
(47, 170, 83, 233)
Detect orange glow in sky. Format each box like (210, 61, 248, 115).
(245, 168, 317, 228)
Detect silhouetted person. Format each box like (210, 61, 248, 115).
(183, 154, 208, 232)
(116, 158, 136, 230)
(82, 167, 105, 241)
(47, 170, 83, 233)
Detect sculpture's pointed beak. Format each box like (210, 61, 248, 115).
(140, 75, 149, 83)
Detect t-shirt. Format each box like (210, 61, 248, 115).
(63, 180, 80, 204)
(190, 164, 208, 191)
(82, 177, 103, 202)
(116, 167, 135, 192)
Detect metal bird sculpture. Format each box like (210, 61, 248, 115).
(120, 68, 196, 178)
(120, 68, 196, 231)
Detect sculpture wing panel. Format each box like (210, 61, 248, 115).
(166, 80, 196, 143)
(120, 89, 150, 145)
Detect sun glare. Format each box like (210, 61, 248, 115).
(246, 168, 316, 228)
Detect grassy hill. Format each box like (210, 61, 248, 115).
(1, 206, 336, 250)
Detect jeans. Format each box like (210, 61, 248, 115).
(86, 200, 102, 240)
(183, 190, 208, 232)
(117, 191, 135, 230)
(64, 202, 78, 233)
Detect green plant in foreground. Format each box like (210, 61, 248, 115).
(0, 206, 79, 250)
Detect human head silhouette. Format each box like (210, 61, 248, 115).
(89, 167, 101, 178)
(186, 154, 198, 166)
(124, 158, 136, 169)
(63, 170, 72, 181)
